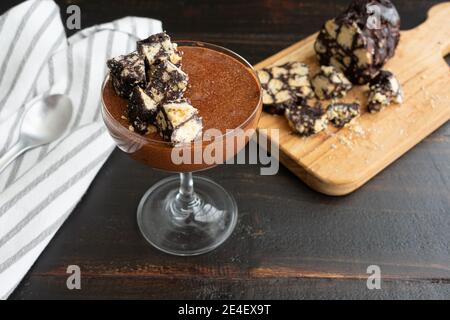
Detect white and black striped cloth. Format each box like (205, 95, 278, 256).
(0, 0, 162, 299)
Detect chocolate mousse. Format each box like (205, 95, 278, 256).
(102, 37, 262, 172)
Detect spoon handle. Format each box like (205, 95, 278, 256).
(0, 141, 30, 175)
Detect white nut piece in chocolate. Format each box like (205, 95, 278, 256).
(312, 66, 352, 100)
(156, 99, 203, 145)
(327, 102, 360, 128)
(285, 104, 328, 137)
(137, 32, 182, 67)
(314, 0, 401, 85)
(258, 62, 314, 115)
(367, 70, 403, 113)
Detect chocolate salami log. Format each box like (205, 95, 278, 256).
(314, 0, 401, 85)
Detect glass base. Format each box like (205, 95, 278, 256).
(137, 175, 238, 256)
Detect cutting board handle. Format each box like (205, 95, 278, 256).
(417, 2, 450, 56)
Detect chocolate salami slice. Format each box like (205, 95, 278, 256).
(327, 102, 360, 128)
(314, 0, 401, 84)
(258, 62, 314, 115)
(258, 67, 297, 115)
(312, 66, 352, 100)
(285, 104, 328, 137)
(146, 60, 188, 103)
(127, 87, 159, 134)
(155, 99, 203, 145)
(107, 51, 146, 98)
(367, 70, 403, 113)
(286, 62, 315, 100)
(137, 32, 182, 68)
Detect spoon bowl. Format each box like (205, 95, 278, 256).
(0, 94, 73, 174)
(20, 95, 73, 146)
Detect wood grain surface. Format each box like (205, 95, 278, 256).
(256, 2, 450, 195)
(1, 0, 449, 300)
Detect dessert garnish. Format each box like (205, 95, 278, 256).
(107, 51, 146, 98)
(156, 99, 203, 145)
(107, 32, 203, 145)
(137, 32, 182, 67)
(127, 87, 159, 134)
(146, 60, 188, 102)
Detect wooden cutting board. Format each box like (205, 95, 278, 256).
(256, 2, 450, 196)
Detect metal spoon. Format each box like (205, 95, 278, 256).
(0, 94, 73, 174)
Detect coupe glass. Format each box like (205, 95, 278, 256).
(101, 41, 262, 256)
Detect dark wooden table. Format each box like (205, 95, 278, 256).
(4, 0, 450, 299)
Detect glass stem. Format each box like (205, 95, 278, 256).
(171, 172, 201, 221)
(178, 172, 195, 205)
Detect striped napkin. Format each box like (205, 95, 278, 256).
(0, 0, 162, 299)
